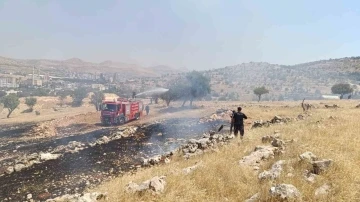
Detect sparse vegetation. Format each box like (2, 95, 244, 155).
(0, 94, 20, 118)
(71, 88, 88, 107)
(253, 86, 270, 102)
(57, 90, 71, 106)
(0, 91, 6, 98)
(25, 97, 37, 112)
(90, 91, 104, 111)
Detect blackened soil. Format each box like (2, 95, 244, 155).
(0, 118, 225, 201)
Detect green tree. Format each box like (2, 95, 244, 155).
(71, 88, 88, 107)
(1, 94, 20, 118)
(90, 91, 104, 111)
(160, 78, 188, 106)
(331, 83, 353, 99)
(0, 91, 6, 98)
(25, 97, 37, 112)
(57, 90, 71, 106)
(253, 86, 269, 102)
(182, 71, 211, 106)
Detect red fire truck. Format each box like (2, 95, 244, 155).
(100, 97, 144, 126)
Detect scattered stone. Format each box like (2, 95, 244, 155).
(261, 135, 275, 143)
(27, 194, 32, 200)
(325, 104, 339, 109)
(46, 192, 107, 202)
(315, 183, 332, 198)
(252, 120, 270, 128)
(245, 193, 260, 202)
(356, 104, 360, 108)
(149, 176, 166, 193)
(269, 184, 301, 201)
(297, 114, 305, 120)
(303, 170, 317, 183)
(40, 153, 61, 161)
(299, 151, 318, 162)
(183, 162, 203, 175)
(126, 176, 166, 194)
(5, 166, 14, 174)
(312, 159, 333, 174)
(239, 146, 277, 168)
(14, 164, 26, 172)
(258, 160, 285, 180)
(95, 136, 110, 145)
(271, 138, 285, 148)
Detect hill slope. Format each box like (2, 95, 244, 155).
(0, 56, 184, 78)
(205, 57, 360, 101)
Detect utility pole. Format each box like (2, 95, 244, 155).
(32, 66, 35, 86)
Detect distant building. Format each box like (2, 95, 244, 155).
(91, 84, 105, 91)
(23, 78, 43, 87)
(0, 74, 21, 88)
(321, 95, 340, 100)
(5, 89, 21, 95)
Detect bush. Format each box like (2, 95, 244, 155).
(25, 97, 37, 111)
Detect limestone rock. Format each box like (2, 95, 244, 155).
(258, 160, 285, 180)
(5, 166, 14, 174)
(315, 183, 331, 198)
(271, 138, 285, 148)
(183, 162, 203, 175)
(27, 194, 32, 200)
(46, 192, 107, 202)
(149, 176, 166, 193)
(14, 164, 26, 172)
(239, 146, 276, 168)
(40, 153, 61, 161)
(269, 184, 301, 201)
(245, 193, 260, 202)
(299, 152, 318, 162)
(303, 171, 317, 183)
(312, 159, 332, 174)
(126, 176, 166, 194)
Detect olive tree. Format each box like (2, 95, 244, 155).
(253, 86, 269, 102)
(1, 94, 20, 118)
(90, 91, 104, 111)
(331, 83, 353, 99)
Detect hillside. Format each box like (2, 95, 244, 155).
(205, 57, 360, 101)
(0, 56, 185, 78)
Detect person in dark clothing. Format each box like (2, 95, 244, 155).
(232, 107, 247, 138)
(145, 105, 150, 115)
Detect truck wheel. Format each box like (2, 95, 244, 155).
(119, 117, 125, 125)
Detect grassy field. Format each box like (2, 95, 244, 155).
(91, 100, 360, 202)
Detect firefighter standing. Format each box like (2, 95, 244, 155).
(232, 107, 248, 139)
(145, 105, 150, 115)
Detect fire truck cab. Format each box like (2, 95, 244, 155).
(100, 97, 143, 126)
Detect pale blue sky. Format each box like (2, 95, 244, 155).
(0, 0, 359, 70)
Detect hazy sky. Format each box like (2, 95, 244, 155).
(1, 0, 359, 70)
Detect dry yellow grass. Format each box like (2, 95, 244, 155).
(91, 100, 360, 202)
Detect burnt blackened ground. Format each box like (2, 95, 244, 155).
(0, 118, 225, 201)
